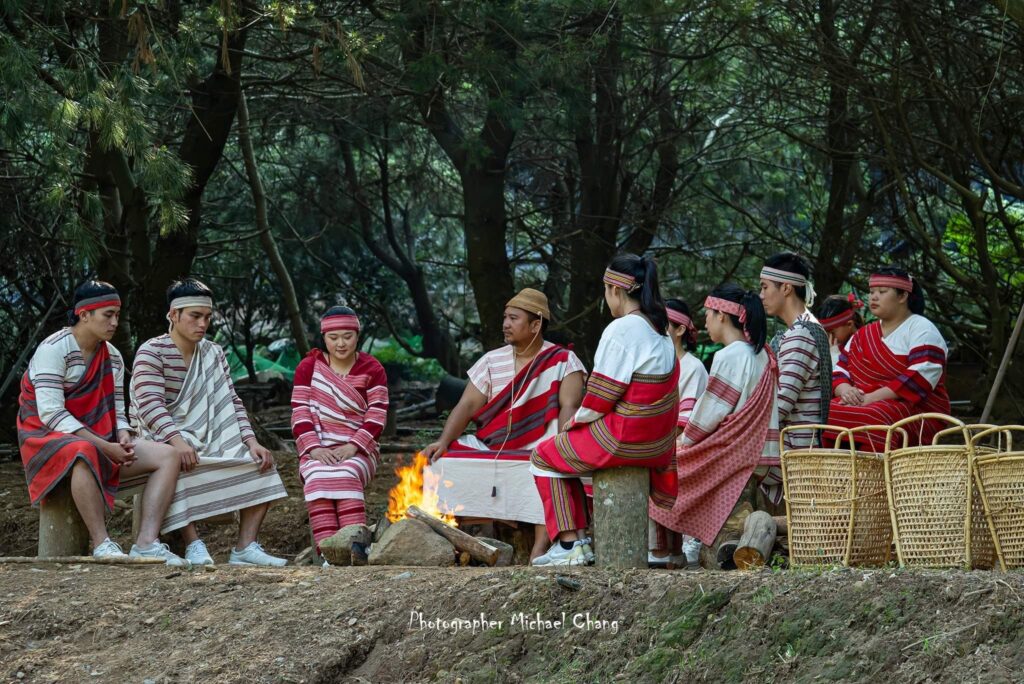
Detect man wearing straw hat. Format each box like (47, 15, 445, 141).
(422, 288, 586, 562)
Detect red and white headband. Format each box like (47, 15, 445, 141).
(321, 314, 361, 333)
(603, 268, 640, 293)
(868, 273, 913, 293)
(820, 293, 863, 331)
(704, 296, 747, 323)
(169, 296, 214, 312)
(667, 308, 693, 331)
(74, 294, 121, 315)
(760, 266, 817, 306)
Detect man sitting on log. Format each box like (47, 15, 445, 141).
(126, 278, 289, 567)
(18, 280, 187, 565)
(422, 288, 585, 562)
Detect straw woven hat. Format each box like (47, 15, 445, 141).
(506, 288, 550, 321)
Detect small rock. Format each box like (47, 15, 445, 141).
(476, 537, 514, 567)
(391, 571, 414, 580)
(373, 516, 391, 542)
(556, 576, 581, 591)
(320, 524, 372, 565)
(164, 572, 182, 580)
(203, 565, 217, 573)
(15, 673, 24, 680)
(144, 617, 156, 625)
(347, 617, 358, 626)
(368, 519, 456, 567)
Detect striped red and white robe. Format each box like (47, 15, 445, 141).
(826, 316, 951, 449)
(649, 340, 780, 544)
(424, 342, 585, 525)
(531, 314, 678, 539)
(771, 311, 832, 450)
(18, 330, 124, 510)
(291, 351, 389, 502)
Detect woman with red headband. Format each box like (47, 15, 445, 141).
(649, 283, 781, 568)
(649, 298, 708, 567)
(530, 253, 678, 566)
(17, 280, 186, 565)
(828, 267, 952, 447)
(291, 306, 389, 563)
(817, 293, 865, 367)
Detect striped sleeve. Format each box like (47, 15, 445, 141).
(466, 353, 492, 397)
(682, 356, 743, 446)
(130, 342, 182, 443)
(108, 345, 131, 432)
(887, 344, 946, 404)
(290, 356, 321, 457)
(349, 362, 389, 458)
(27, 344, 85, 435)
(214, 346, 255, 441)
(574, 336, 632, 424)
(775, 327, 819, 423)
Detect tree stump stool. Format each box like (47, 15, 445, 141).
(38, 480, 89, 557)
(592, 467, 648, 569)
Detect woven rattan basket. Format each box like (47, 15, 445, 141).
(972, 426, 1024, 571)
(781, 425, 898, 567)
(884, 414, 995, 569)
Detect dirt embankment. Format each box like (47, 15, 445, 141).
(0, 564, 1022, 683)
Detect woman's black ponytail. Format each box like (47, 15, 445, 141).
(708, 283, 768, 354)
(607, 253, 668, 334)
(740, 291, 768, 353)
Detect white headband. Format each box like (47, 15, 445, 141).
(760, 266, 817, 307)
(169, 296, 214, 311)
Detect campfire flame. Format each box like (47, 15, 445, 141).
(386, 452, 461, 527)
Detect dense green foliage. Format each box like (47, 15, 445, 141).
(1, 0, 1022, 413)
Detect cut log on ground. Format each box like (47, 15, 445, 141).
(406, 505, 500, 566)
(733, 511, 778, 570)
(592, 467, 649, 569)
(38, 481, 89, 557)
(0, 556, 165, 565)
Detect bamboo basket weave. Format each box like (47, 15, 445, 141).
(781, 425, 897, 567)
(971, 426, 1024, 571)
(884, 415, 995, 570)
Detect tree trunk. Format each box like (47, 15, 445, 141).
(38, 481, 89, 557)
(136, 19, 250, 340)
(462, 170, 515, 349)
(237, 91, 310, 357)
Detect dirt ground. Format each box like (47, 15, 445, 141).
(1, 430, 1023, 682)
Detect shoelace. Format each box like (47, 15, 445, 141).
(97, 539, 124, 554)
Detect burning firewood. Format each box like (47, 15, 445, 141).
(406, 506, 500, 566)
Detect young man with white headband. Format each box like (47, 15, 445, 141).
(127, 278, 289, 566)
(422, 288, 586, 562)
(758, 252, 832, 452)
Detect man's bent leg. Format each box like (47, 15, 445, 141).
(236, 501, 269, 550)
(69, 460, 111, 548)
(121, 440, 180, 546)
(531, 523, 550, 561)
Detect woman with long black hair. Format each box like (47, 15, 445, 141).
(530, 253, 678, 566)
(648, 283, 781, 564)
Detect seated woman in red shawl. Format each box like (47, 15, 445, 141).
(827, 267, 951, 448)
(18, 281, 186, 565)
(648, 284, 780, 566)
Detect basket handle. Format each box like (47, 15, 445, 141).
(778, 423, 846, 455)
(885, 413, 964, 452)
(840, 424, 908, 454)
(971, 425, 1024, 452)
(932, 423, 998, 445)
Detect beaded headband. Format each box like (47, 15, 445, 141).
(704, 296, 747, 323)
(666, 308, 693, 330)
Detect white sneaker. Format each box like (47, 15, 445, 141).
(682, 537, 701, 566)
(530, 540, 589, 567)
(130, 542, 191, 567)
(229, 542, 287, 567)
(648, 551, 671, 568)
(185, 539, 215, 566)
(92, 538, 127, 559)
